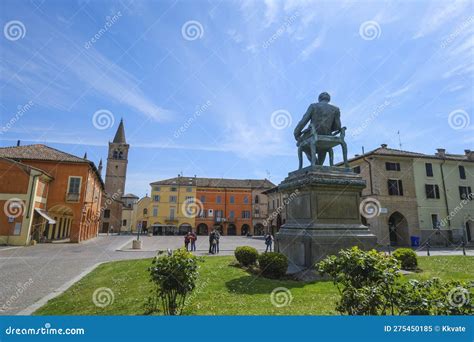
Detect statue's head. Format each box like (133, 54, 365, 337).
(318, 92, 330, 102)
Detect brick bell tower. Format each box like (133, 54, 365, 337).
(101, 119, 129, 233)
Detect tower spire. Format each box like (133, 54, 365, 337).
(113, 118, 126, 144)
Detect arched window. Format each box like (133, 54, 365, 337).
(113, 150, 119, 159)
(118, 151, 123, 159)
(143, 208, 148, 215)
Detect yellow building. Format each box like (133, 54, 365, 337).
(148, 176, 197, 235)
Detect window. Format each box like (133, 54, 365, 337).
(169, 196, 177, 203)
(153, 207, 158, 217)
(186, 187, 192, 192)
(254, 195, 259, 204)
(200, 195, 205, 203)
(185, 196, 194, 202)
(170, 208, 175, 219)
(431, 214, 440, 229)
(353, 166, 361, 174)
(13, 222, 21, 235)
(143, 208, 148, 215)
(277, 198, 280, 207)
(229, 210, 234, 218)
(122, 219, 127, 226)
(425, 163, 433, 177)
(385, 162, 401, 171)
(153, 186, 161, 191)
(387, 179, 403, 196)
(459, 186, 473, 200)
(103, 209, 110, 218)
(241, 210, 251, 219)
(254, 208, 260, 216)
(170, 187, 177, 192)
(216, 196, 222, 204)
(153, 195, 160, 202)
(244, 196, 249, 204)
(459, 165, 466, 180)
(425, 184, 440, 199)
(230, 195, 235, 204)
(67, 177, 81, 194)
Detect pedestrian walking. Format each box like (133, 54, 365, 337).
(184, 233, 190, 251)
(190, 231, 197, 251)
(265, 233, 273, 252)
(209, 230, 216, 254)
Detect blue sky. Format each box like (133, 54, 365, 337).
(1, 0, 472, 197)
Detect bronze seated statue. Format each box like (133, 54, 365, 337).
(296, 124, 348, 169)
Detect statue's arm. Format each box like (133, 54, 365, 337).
(294, 105, 312, 139)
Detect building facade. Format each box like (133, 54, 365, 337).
(148, 176, 197, 235)
(345, 145, 474, 246)
(120, 193, 139, 233)
(0, 144, 104, 245)
(101, 119, 129, 233)
(143, 176, 274, 235)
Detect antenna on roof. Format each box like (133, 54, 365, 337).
(362, 146, 365, 154)
(397, 130, 402, 150)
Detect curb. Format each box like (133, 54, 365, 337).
(17, 262, 105, 316)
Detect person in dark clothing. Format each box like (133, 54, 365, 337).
(265, 234, 273, 252)
(184, 233, 190, 251)
(209, 231, 216, 254)
(190, 231, 197, 251)
(214, 230, 220, 254)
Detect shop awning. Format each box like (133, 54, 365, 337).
(35, 208, 56, 224)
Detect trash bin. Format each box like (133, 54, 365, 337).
(410, 236, 420, 247)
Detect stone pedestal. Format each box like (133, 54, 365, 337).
(132, 239, 142, 250)
(275, 165, 377, 273)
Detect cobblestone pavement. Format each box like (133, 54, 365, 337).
(1, 235, 471, 315)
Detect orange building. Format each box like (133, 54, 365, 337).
(0, 144, 104, 245)
(195, 178, 274, 236)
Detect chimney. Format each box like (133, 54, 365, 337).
(16, 140, 20, 146)
(465, 149, 474, 161)
(381, 144, 387, 148)
(436, 148, 446, 157)
(83, 152, 88, 159)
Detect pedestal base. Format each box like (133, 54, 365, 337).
(275, 165, 378, 271)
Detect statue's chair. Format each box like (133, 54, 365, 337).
(297, 124, 349, 169)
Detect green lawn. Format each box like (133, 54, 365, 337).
(34, 256, 474, 316)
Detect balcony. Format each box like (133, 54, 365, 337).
(215, 217, 226, 223)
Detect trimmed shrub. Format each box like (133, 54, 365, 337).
(146, 248, 200, 315)
(234, 246, 259, 266)
(258, 252, 288, 279)
(393, 248, 418, 270)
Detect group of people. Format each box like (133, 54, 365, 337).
(208, 229, 220, 254)
(184, 232, 197, 251)
(184, 230, 273, 254)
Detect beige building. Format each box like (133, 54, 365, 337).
(344, 144, 473, 246)
(120, 193, 139, 233)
